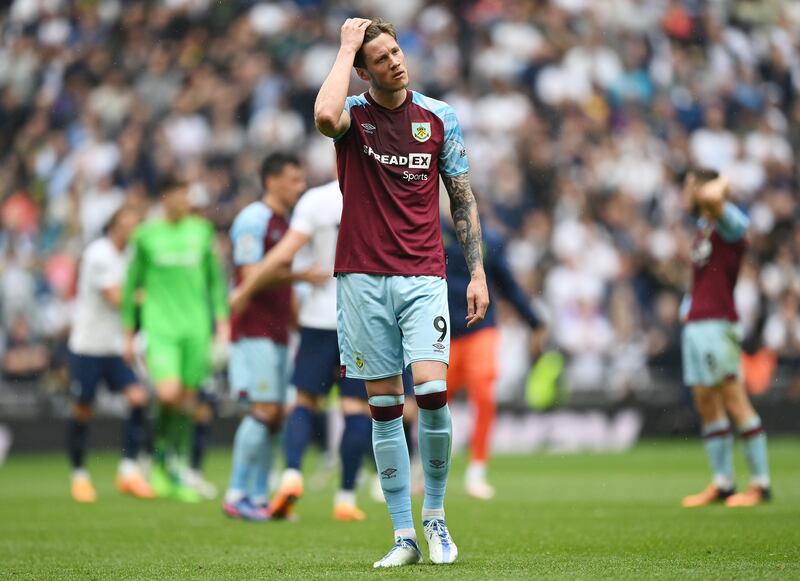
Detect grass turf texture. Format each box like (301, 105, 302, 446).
(1, 440, 798, 580)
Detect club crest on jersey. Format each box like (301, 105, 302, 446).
(411, 122, 431, 142)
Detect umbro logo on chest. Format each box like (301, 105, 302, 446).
(361, 123, 376, 134)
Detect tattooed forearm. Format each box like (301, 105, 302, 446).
(443, 172, 484, 275)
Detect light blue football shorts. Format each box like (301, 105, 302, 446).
(682, 320, 742, 388)
(228, 338, 289, 403)
(336, 273, 450, 380)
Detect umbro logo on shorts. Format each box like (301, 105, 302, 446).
(429, 459, 446, 469)
(381, 468, 398, 479)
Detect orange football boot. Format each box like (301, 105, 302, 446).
(681, 483, 733, 508)
(726, 485, 771, 508)
(71, 477, 97, 503)
(333, 502, 366, 521)
(116, 472, 156, 499)
(270, 472, 303, 520)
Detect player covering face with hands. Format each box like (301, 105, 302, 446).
(680, 170, 771, 509)
(315, 17, 489, 568)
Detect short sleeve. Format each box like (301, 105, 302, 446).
(332, 94, 368, 143)
(439, 106, 469, 177)
(231, 210, 267, 266)
(89, 245, 122, 290)
(289, 192, 315, 236)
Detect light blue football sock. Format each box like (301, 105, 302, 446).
(369, 395, 413, 532)
(738, 416, 770, 487)
(227, 415, 267, 499)
(415, 380, 452, 513)
(250, 424, 274, 506)
(701, 418, 734, 490)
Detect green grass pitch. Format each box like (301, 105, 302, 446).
(1, 439, 798, 579)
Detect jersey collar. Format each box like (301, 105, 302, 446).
(364, 89, 412, 112)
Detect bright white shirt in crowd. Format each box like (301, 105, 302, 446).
(69, 237, 129, 356)
(290, 180, 341, 331)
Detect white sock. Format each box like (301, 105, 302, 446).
(751, 475, 770, 489)
(713, 474, 734, 491)
(224, 489, 245, 504)
(72, 468, 90, 481)
(282, 468, 303, 483)
(466, 461, 487, 484)
(118, 458, 139, 477)
(250, 495, 267, 507)
(422, 508, 445, 521)
(335, 489, 356, 506)
(394, 527, 416, 541)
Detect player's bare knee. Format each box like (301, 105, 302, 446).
(692, 387, 723, 423)
(341, 396, 369, 416)
(411, 360, 447, 384)
(125, 385, 149, 408)
(366, 375, 404, 397)
(251, 403, 282, 433)
(156, 382, 182, 407)
(295, 390, 319, 412)
(194, 402, 213, 423)
(72, 403, 93, 423)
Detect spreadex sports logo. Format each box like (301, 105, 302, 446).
(362, 145, 431, 181)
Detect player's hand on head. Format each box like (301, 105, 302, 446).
(465, 274, 490, 328)
(340, 18, 371, 52)
(696, 176, 728, 219)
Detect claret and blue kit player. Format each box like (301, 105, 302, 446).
(679, 170, 771, 509)
(315, 17, 489, 568)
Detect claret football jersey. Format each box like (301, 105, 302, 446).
(332, 90, 469, 278)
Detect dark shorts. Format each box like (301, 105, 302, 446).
(292, 328, 367, 399)
(69, 352, 138, 405)
(292, 328, 417, 400)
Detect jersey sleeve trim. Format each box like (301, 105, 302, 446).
(716, 202, 749, 242)
(231, 204, 270, 265)
(411, 92, 469, 177)
(332, 94, 369, 143)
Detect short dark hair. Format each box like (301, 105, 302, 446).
(159, 176, 188, 195)
(353, 18, 398, 69)
(260, 152, 301, 185)
(686, 167, 719, 186)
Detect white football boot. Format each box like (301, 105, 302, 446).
(372, 537, 423, 568)
(423, 519, 458, 564)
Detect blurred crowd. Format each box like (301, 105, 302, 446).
(0, 0, 798, 405)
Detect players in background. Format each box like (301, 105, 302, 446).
(442, 214, 545, 500)
(67, 206, 154, 503)
(315, 18, 489, 567)
(680, 170, 771, 508)
(222, 153, 308, 521)
(231, 177, 415, 522)
(122, 179, 229, 503)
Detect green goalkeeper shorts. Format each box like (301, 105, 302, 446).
(145, 332, 210, 389)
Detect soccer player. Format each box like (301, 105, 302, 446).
(314, 18, 489, 567)
(222, 153, 307, 521)
(122, 178, 229, 503)
(443, 217, 544, 500)
(680, 170, 771, 508)
(67, 206, 154, 503)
